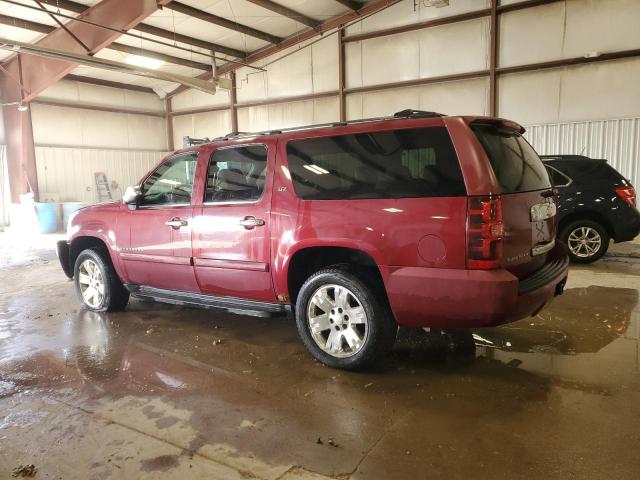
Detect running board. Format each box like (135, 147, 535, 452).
(125, 285, 289, 318)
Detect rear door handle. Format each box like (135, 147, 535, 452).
(165, 218, 188, 229)
(239, 216, 265, 229)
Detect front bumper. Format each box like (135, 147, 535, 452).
(57, 240, 73, 278)
(382, 243, 569, 328)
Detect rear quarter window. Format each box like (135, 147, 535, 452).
(286, 127, 466, 200)
(472, 125, 551, 193)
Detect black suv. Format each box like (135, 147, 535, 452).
(542, 155, 639, 263)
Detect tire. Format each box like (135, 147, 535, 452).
(74, 248, 129, 312)
(294, 267, 397, 370)
(560, 220, 609, 264)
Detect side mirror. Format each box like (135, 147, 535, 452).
(123, 185, 141, 208)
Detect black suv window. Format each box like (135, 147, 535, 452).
(286, 127, 466, 200)
(551, 160, 624, 184)
(205, 145, 267, 203)
(545, 165, 571, 187)
(472, 125, 551, 193)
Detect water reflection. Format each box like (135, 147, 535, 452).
(474, 286, 638, 355)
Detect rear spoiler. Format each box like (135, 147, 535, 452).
(469, 118, 526, 135)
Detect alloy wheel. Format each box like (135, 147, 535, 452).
(78, 259, 105, 308)
(306, 284, 369, 358)
(567, 226, 602, 258)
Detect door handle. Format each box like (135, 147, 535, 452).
(165, 218, 188, 229)
(239, 216, 265, 229)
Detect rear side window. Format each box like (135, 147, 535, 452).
(545, 165, 571, 187)
(205, 145, 267, 203)
(472, 125, 551, 193)
(286, 127, 466, 200)
(552, 161, 624, 184)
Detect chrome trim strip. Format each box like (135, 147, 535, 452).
(531, 239, 556, 256)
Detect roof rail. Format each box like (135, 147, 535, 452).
(182, 136, 211, 147)
(203, 109, 447, 144)
(393, 109, 445, 118)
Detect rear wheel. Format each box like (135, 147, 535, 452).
(561, 220, 609, 264)
(295, 268, 397, 370)
(74, 248, 129, 312)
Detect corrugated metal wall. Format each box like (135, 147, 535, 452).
(35, 147, 167, 204)
(0, 146, 8, 226)
(525, 117, 640, 189)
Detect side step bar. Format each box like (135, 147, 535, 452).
(125, 285, 290, 318)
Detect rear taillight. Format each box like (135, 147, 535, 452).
(467, 196, 504, 269)
(615, 186, 636, 208)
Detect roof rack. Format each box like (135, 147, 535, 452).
(183, 136, 211, 147)
(202, 109, 446, 144)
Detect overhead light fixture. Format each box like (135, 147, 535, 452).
(0, 37, 223, 95)
(17, 101, 28, 112)
(125, 54, 165, 70)
(303, 165, 329, 175)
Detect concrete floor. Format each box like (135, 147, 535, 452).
(1, 235, 640, 479)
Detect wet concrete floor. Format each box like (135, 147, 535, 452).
(1, 241, 639, 479)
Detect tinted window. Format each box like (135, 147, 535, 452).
(205, 145, 267, 203)
(472, 125, 551, 193)
(141, 153, 198, 206)
(552, 160, 623, 184)
(286, 127, 466, 200)
(545, 165, 571, 187)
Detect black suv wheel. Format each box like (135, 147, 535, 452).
(294, 268, 397, 370)
(560, 220, 609, 264)
(74, 248, 130, 312)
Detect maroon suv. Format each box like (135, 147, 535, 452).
(57, 110, 569, 370)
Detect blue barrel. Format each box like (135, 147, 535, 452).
(62, 202, 85, 229)
(35, 202, 58, 233)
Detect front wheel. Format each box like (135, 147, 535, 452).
(74, 248, 129, 312)
(561, 220, 609, 264)
(295, 268, 397, 370)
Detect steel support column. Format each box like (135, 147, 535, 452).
(165, 97, 175, 152)
(230, 71, 239, 134)
(338, 28, 346, 122)
(489, 0, 498, 116)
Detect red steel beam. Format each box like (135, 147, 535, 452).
(489, 0, 498, 116)
(168, 0, 402, 98)
(1, 0, 163, 202)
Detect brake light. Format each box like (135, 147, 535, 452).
(467, 196, 504, 269)
(615, 186, 636, 208)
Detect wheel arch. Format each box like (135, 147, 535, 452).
(286, 245, 389, 309)
(559, 210, 614, 239)
(69, 236, 123, 280)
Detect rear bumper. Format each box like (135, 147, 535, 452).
(57, 240, 73, 278)
(382, 243, 569, 328)
(613, 206, 640, 242)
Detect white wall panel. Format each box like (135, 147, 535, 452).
(235, 34, 338, 104)
(360, 32, 421, 87)
(346, 77, 488, 120)
(30, 104, 167, 151)
(39, 80, 164, 112)
(237, 97, 339, 132)
(418, 18, 490, 77)
(500, 0, 640, 68)
(171, 110, 231, 148)
(35, 147, 166, 204)
(498, 58, 640, 125)
(348, 18, 489, 88)
(171, 83, 231, 112)
(345, 0, 490, 36)
(525, 117, 640, 190)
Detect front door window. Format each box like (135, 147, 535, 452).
(140, 153, 198, 206)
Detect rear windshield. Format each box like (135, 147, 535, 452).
(286, 127, 466, 200)
(549, 160, 625, 184)
(472, 125, 551, 193)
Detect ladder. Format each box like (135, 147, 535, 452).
(94, 172, 113, 203)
